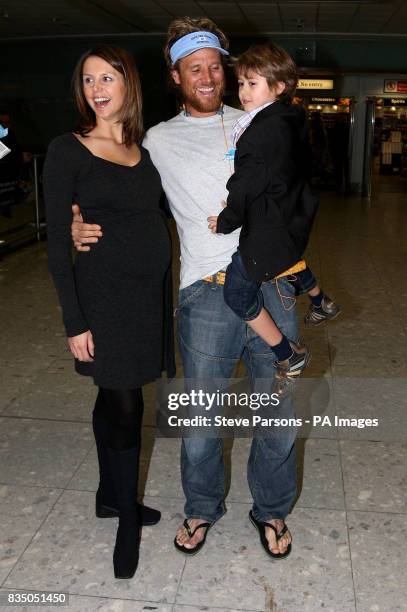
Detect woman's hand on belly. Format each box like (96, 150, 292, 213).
(68, 330, 95, 362)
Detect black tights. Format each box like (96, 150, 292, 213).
(94, 387, 144, 451)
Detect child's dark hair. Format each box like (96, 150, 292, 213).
(235, 43, 298, 101)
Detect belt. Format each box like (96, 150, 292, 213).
(203, 260, 307, 286)
(275, 259, 307, 279)
(203, 271, 226, 285)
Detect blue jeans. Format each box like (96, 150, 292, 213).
(177, 275, 299, 523)
(292, 266, 317, 295)
(224, 250, 318, 318)
(223, 250, 263, 321)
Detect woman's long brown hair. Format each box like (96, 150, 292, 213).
(72, 45, 144, 146)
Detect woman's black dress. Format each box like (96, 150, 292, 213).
(43, 133, 174, 389)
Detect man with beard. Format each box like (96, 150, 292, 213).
(72, 17, 297, 559)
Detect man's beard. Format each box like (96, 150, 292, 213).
(182, 84, 225, 114)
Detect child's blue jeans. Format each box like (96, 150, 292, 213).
(224, 250, 317, 321)
(223, 250, 263, 321)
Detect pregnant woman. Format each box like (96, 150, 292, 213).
(43, 45, 174, 579)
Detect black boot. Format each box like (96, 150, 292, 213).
(93, 407, 116, 509)
(93, 406, 161, 526)
(108, 446, 141, 579)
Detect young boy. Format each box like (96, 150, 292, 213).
(208, 43, 340, 384)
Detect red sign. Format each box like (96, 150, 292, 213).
(384, 80, 407, 93)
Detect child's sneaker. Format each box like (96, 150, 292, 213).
(304, 296, 341, 327)
(273, 341, 310, 396)
(275, 341, 310, 378)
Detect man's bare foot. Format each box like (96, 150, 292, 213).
(265, 518, 292, 555)
(175, 518, 209, 550)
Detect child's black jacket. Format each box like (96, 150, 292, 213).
(217, 100, 319, 281)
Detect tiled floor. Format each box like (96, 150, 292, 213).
(0, 189, 406, 612)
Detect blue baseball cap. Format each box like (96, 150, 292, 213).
(170, 31, 229, 65)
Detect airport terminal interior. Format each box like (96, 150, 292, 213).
(1, 1, 407, 611)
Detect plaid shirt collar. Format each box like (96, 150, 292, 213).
(231, 101, 275, 148)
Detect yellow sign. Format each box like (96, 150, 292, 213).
(297, 79, 334, 90)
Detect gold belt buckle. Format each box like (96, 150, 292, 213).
(216, 271, 226, 285)
(203, 271, 226, 285)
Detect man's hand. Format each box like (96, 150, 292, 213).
(68, 330, 95, 362)
(71, 204, 103, 252)
(207, 215, 218, 233)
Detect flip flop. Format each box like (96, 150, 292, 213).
(174, 518, 212, 556)
(249, 510, 292, 560)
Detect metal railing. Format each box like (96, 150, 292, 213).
(33, 154, 45, 241)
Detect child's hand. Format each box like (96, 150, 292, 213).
(207, 215, 218, 233)
(207, 202, 226, 233)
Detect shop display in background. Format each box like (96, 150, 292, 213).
(292, 96, 352, 194)
(373, 98, 407, 182)
(381, 132, 402, 174)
